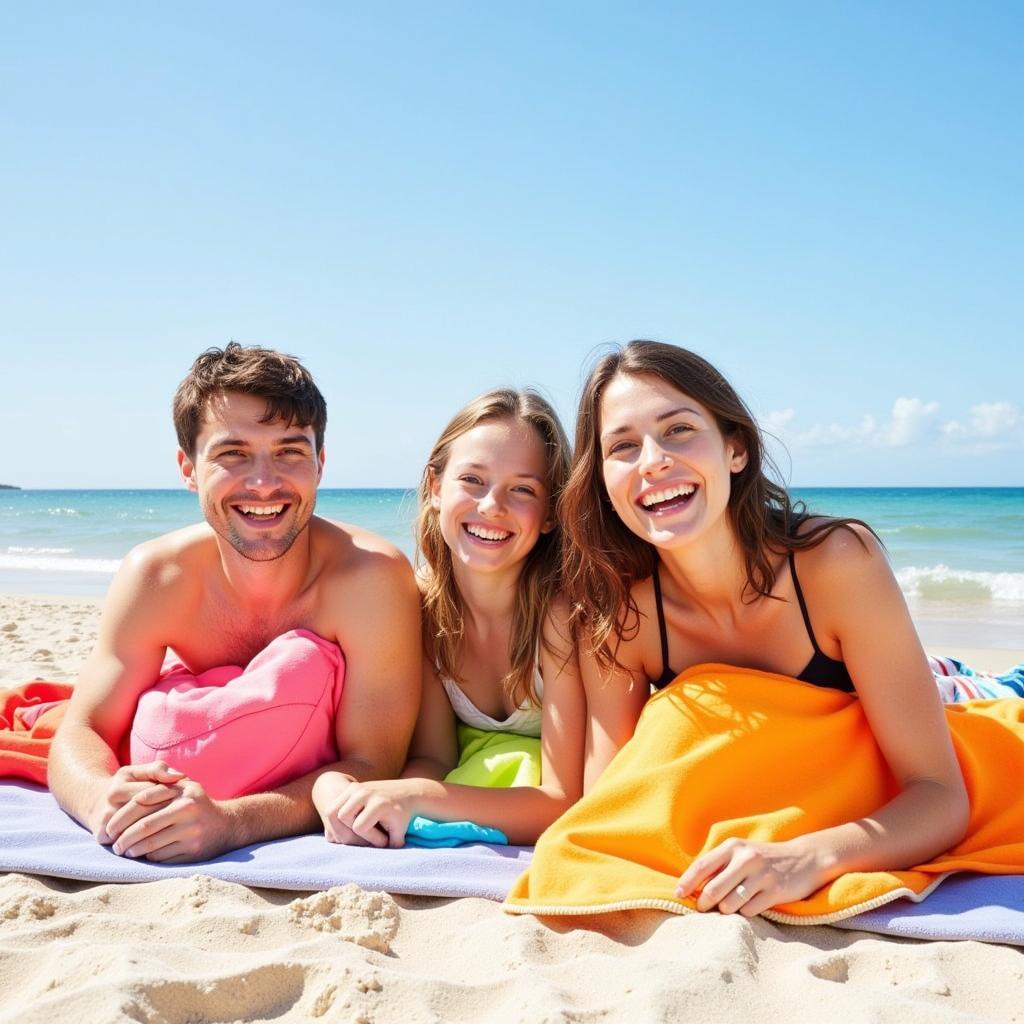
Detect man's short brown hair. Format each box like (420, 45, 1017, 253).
(173, 342, 328, 456)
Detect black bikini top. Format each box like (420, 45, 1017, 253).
(651, 554, 855, 693)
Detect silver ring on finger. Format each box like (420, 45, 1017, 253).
(734, 883, 751, 902)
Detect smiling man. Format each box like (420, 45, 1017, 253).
(49, 343, 422, 862)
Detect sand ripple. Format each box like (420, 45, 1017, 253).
(0, 868, 1023, 1022)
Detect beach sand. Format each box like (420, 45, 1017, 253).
(1, 593, 1023, 1022)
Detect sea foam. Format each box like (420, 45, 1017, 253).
(0, 553, 121, 575)
(897, 565, 1024, 602)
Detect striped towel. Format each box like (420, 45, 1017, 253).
(929, 656, 1024, 702)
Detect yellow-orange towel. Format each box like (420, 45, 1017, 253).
(504, 664, 1024, 924)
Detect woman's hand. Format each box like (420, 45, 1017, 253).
(311, 771, 366, 845)
(314, 774, 418, 849)
(674, 837, 831, 917)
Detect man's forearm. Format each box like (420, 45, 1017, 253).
(221, 756, 388, 847)
(400, 756, 451, 783)
(49, 720, 122, 833)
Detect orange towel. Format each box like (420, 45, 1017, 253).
(505, 664, 1024, 924)
(0, 682, 72, 785)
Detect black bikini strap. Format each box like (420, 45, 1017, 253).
(652, 562, 671, 679)
(788, 550, 823, 655)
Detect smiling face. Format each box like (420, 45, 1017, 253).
(599, 372, 748, 552)
(178, 390, 324, 562)
(430, 417, 553, 577)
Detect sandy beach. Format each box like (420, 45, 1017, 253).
(2, 593, 1023, 1022)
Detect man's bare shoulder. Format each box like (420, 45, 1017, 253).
(310, 518, 420, 653)
(119, 523, 218, 591)
(313, 518, 416, 593)
(79, 524, 218, 674)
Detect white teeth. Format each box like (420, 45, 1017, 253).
(640, 484, 695, 508)
(238, 504, 285, 516)
(466, 524, 512, 541)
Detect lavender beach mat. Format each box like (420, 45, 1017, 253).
(0, 782, 530, 899)
(831, 872, 1024, 945)
(1, 783, 1021, 944)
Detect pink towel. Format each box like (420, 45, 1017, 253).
(130, 629, 344, 799)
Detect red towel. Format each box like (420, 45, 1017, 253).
(0, 682, 72, 785)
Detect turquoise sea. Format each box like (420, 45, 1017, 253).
(1, 490, 1022, 628)
(0, 489, 417, 596)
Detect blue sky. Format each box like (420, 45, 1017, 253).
(1, 2, 1021, 488)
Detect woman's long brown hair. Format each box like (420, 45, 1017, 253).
(559, 340, 876, 665)
(417, 389, 571, 708)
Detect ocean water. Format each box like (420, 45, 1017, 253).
(1, 488, 1022, 614)
(0, 489, 418, 596)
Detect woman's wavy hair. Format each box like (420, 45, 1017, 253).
(417, 389, 571, 708)
(560, 340, 876, 665)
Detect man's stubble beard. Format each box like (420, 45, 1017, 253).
(204, 496, 316, 563)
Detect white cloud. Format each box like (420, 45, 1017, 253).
(762, 398, 940, 451)
(942, 402, 1019, 439)
(761, 408, 796, 436)
(941, 402, 1021, 453)
(792, 415, 876, 449)
(876, 397, 940, 447)
(764, 398, 1024, 458)
(762, 397, 943, 452)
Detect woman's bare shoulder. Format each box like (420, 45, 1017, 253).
(613, 574, 659, 667)
(795, 517, 891, 596)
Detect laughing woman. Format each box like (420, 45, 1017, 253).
(558, 339, 977, 917)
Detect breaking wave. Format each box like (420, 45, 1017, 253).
(897, 565, 1024, 602)
(0, 553, 121, 575)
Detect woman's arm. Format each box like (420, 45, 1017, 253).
(323, 599, 588, 846)
(579, 618, 652, 792)
(808, 526, 969, 864)
(678, 526, 970, 915)
(402, 661, 460, 782)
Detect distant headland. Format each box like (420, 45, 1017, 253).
(0, 484, 20, 490)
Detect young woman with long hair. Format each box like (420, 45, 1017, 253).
(313, 389, 584, 846)
(559, 339, 975, 916)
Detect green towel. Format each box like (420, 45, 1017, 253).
(444, 723, 541, 788)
